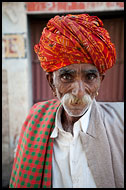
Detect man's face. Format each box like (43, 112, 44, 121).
(47, 63, 104, 117)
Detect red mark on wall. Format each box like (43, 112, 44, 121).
(2, 34, 25, 58)
(26, 2, 124, 12)
(116, 2, 124, 8)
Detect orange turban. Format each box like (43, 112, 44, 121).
(34, 14, 116, 74)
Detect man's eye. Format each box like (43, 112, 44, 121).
(61, 74, 72, 81)
(86, 73, 97, 81)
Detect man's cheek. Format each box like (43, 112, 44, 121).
(55, 87, 63, 100)
(90, 84, 100, 97)
(54, 84, 67, 99)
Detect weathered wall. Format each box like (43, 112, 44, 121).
(2, 2, 33, 187)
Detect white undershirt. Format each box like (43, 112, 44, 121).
(50, 104, 96, 188)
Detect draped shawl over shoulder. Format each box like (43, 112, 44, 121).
(9, 100, 123, 188)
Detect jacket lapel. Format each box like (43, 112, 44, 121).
(80, 100, 115, 188)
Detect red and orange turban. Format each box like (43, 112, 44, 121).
(34, 14, 116, 74)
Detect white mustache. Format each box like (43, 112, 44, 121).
(62, 93, 92, 106)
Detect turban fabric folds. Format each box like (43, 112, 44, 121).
(34, 14, 116, 74)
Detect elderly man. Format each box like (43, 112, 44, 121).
(9, 14, 124, 188)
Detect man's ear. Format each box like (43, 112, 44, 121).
(46, 72, 55, 91)
(100, 74, 105, 82)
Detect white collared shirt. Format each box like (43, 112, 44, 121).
(51, 104, 96, 188)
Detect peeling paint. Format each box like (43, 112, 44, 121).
(2, 34, 26, 58)
(26, 2, 124, 13)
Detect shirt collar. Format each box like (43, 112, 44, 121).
(51, 103, 92, 138)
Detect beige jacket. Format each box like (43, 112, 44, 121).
(80, 100, 124, 188)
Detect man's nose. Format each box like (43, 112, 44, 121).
(71, 80, 85, 98)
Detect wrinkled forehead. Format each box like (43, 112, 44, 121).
(54, 63, 99, 75)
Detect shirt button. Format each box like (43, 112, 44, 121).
(72, 142, 75, 146)
(72, 160, 76, 164)
(72, 177, 79, 183)
(76, 178, 79, 183)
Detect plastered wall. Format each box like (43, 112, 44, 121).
(2, 2, 33, 187)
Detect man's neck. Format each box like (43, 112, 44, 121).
(61, 108, 83, 135)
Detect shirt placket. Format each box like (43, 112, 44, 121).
(70, 125, 80, 188)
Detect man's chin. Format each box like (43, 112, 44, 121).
(63, 106, 89, 117)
